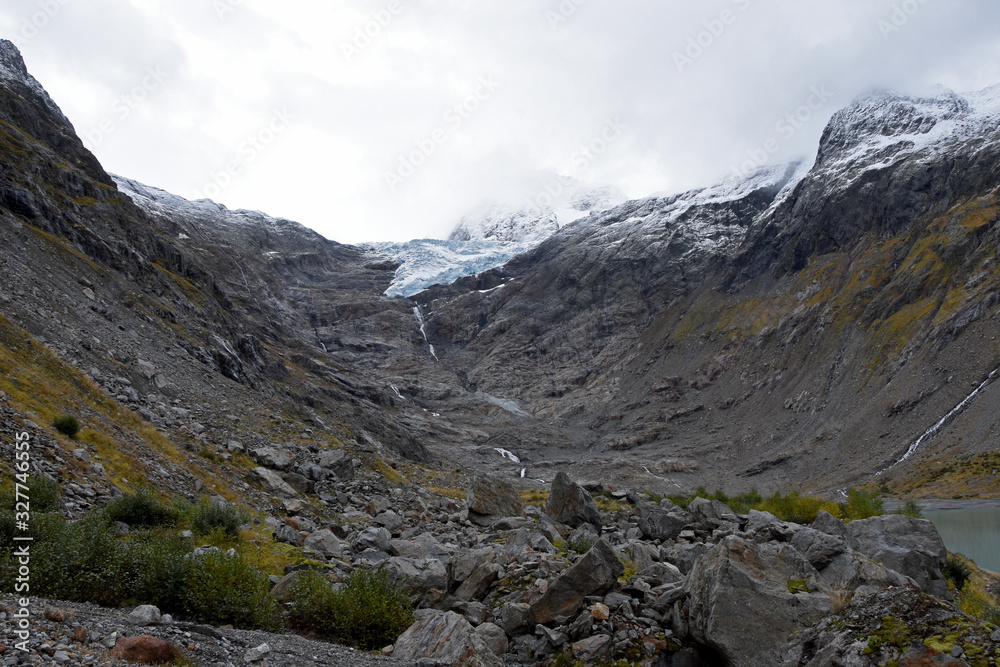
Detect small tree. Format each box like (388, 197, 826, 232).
(52, 414, 80, 439)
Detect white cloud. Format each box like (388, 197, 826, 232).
(2, 0, 999, 243)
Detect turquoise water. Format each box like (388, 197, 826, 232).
(924, 507, 1000, 574)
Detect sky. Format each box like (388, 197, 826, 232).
(2, 1, 1000, 244)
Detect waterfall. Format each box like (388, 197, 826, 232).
(413, 306, 439, 360)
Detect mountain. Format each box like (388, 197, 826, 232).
(2, 34, 1000, 509)
(364, 175, 626, 297)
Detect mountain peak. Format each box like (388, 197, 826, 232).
(0, 39, 73, 130)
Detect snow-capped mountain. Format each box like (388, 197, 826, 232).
(367, 175, 626, 297)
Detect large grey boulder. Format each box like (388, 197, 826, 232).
(250, 467, 297, 498)
(686, 536, 832, 667)
(317, 449, 355, 481)
(392, 533, 453, 565)
(688, 497, 738, 523)
(637, 506, 688, 542)
(454, 562, 501, 602)
(393, 610, 501, 667)
(450, 546, 496, 590)
(352, 526, 393, 553)
(251, 447, 292, 470)
(530, 539, 624, 623)
(466, 474, 524, 527)
(544, 472, 601, 531)
(845, 514, 948, 594)
(384, 557, 449, 595)
(303, 529, 350, 560)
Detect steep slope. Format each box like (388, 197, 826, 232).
(418, 87, 1000, 496)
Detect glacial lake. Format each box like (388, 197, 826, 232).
(923, 505, 1000, 574)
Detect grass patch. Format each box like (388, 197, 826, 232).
(667, 487, 883, 523)
(520, 488, 550, 506)
(191, 500, 250, 539)
(288, 567, 415, 650)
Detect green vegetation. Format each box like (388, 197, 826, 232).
(52, 414, 81, 439)
(565, 533, 597, 555)
(100, 487, 179, 528)
(945, 553, 973, 592)
(288, 568, 415, 650)
(191, 500, 251, 539)
(896, 500, 923, 518)
(668, 487, 883, 523)
(863, 615, 911, 656)
(1, 475, 61, 513)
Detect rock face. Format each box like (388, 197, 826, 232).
(466, 474, 524, 526)
(530, 539, 624, 623)
(392, 611, 501, 667)
(686, 536, 833, 667)
(544, 471, 602, 531)
(845, 514, 948, 594)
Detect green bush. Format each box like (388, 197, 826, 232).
(191, 501, 250, 539)
(0, 475, 61, 514)
(565, 534, 597, 554)
(944, 553, 972, 592)
(895, 500, 923, 518)
(289, 567, 415, 650)
(842, 488, 884, 520)
(184, 550, 281, 630)
(100, 488, 179, 528)
(52, 414, 81, 439)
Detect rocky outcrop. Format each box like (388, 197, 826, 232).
(544, 471, 602, 531)
(392, 611, 501, 667)
(529, 539, 624, 623)
(465, 474, 524, 527)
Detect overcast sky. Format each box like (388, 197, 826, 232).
(3, 1, 1000, 244)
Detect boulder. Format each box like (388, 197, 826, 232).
(660, 542, 709, 574)
(688, 497, 738, 523)
(811, 510, 849, 539)
(274, 524, 302, 546)
(393, 610, 502, 667)
(317, 449, 355, 481)
(111, 636, 180, 664)
(251, 447, 292, 470)
(686, 536, 832, 667)
(474, 622, 509, 657)
(466, 474, 524, 526)
(790, 527, 847, 570)
(637, 507, 688, 542)
(352, 526, 393, 553)
(530, 539, 624, 623)
(385, 557, 449, 594)
(544, 471, 601, 530)
(393, 533, 453, 564)
(303, 529, 350, 560)
(845, 514, 948, 593)
(244, 643, 270, 663)
(450, 547, 496, 590)
(498, 602, 533, 636)
(127, 605, 161, 626)
(454, 562, 501, 601)
(504, 527, 558, 555)
(270, 571, 306, 603)
(250, 467, 297, 498)
(374, 509, 403, 534)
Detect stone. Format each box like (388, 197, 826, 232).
(52, 652, 70, 663)
(251, 447, 292, 470)
(660, 542, 709, 574)
(473, 622, 508, 657)
(504, 527, 558, 555)
(375, 509, 404, 534)
(454, 562, 501, 601)
(898, 643, 967, 665)
(637, 507, 688, 542)
(544, 471, 601, 530)
(352, 526, 393, 553)
(572, 634, 612, 662)
(530, 538, 624, 623)
(686, 536, 832, 667)
(317, 449, 355, 481)
(128, 605, 162, 626)
(72, 626, 87, 643)
(281, 471, 312, 495)
(244, 643, 270, 663)
(592, 602, 610, 621)
(466, 473, 524, 526)
(790, 527, 847, 570)
(251, 467, 297, 498)
(498, 602, 534, 636)
(846, 514, 948, 593)
(393, 533, 454, 565)
(44, 607, 74, 623)
(110, 636, 180, 664)
(274, 524, 303, 546)
(303, 529, 350, 559)
(688, 496, 738, 522)
(393, 611, 502, 667)
(385, 557, 449, 595)
(811, 510, 848, 538)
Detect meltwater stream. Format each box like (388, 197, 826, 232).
(881, 365, 1000, 473)
(413, 306, 438, 360)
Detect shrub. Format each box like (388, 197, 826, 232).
(896, 500, 923, 518)
(191, 501, 250, 539)
(944, 553, 972, 592)
(100, 487, 179, 528)
(184, 550, 281, 630)
(289, 567, 414, 650)
(842, 488, 884, 520)
(565, 534, 596, 555)
(52, 414, 81, 439)
(0, 475, 61, 513)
